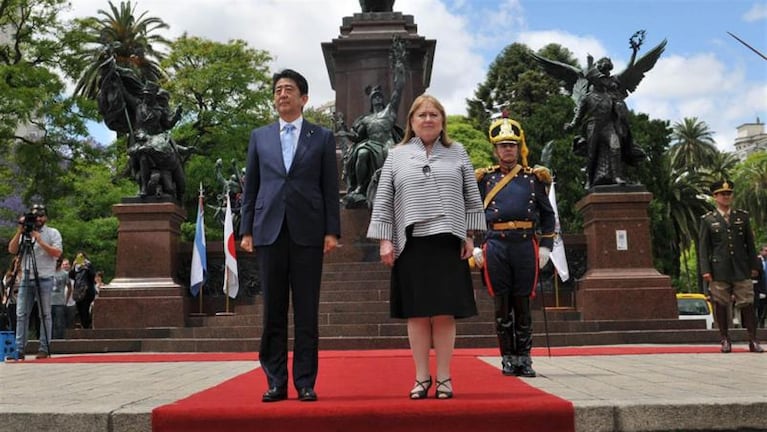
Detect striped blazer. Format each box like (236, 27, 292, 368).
(367, 137, 486, 258)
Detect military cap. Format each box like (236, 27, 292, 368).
(710, 179, 734, 195)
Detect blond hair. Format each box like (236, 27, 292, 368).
(400, 94, 453, 146)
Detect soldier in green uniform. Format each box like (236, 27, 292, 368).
(698, 180, 763, 353)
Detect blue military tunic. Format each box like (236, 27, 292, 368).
(477, 165, 555, 297)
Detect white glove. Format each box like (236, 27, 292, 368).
(472, 247, 484, 268)
(760, 293, 766, 299)
(538, 247, 551, 269)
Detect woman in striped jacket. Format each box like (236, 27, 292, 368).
(368, 94, 486, 400)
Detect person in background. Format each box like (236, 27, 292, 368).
(239, 69, 340, 403)
(756, 245, 767, 328)
(2, 256, 22, 332)
(6, 204, 63, 360)
(474, 113, 555, 377)
(51, 257, 70, 339)
(69, 252, 97, 330)
(699, 180, 762, 353)
(368, 94, 486, 400)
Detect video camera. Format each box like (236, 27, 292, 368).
(19, 204, 45, 235)
(20, 212, 37, 234)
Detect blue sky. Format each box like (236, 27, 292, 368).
(67, 0, 767, 150)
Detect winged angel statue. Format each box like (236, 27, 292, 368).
(531, 31, 666, 189)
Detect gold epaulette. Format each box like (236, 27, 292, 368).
(475, 165, 499, 182)
(532, 165, 552, 185)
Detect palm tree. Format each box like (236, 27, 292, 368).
(733, 151, 767, 229)
(701, 150, 739, 182)
(669, 117, 718, 171)
(655, 153, 712, 286)
(73, 0, 171, 99)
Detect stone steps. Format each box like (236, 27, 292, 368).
(29, 260, 737, 354)
(39, 328, 767, 355)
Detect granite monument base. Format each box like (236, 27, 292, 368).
(325, 206, 379, 263)
(575, 190, 677, 321)
(95, 202, 188, 329)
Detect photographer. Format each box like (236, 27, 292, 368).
(6, 204, 62, 361)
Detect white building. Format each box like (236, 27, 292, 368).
(733, 118, 767, 161)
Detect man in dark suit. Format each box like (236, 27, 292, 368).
(240, 69, 341, 402)
(699, 180, 762, 353)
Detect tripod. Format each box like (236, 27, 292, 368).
(11, 229, 52, 360)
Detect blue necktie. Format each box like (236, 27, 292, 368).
(281, 123, 296, 171)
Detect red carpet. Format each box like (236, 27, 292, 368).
(151, 351, 574, 432)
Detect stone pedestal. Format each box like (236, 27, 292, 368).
(321, 11, 436, 127)
(575, 190, 677, 321)
(95, 202, 188, 329)
(325, 207, 379, 264)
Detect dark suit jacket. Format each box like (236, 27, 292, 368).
(698, 209, 758, 282)
(240, 119, 340, 247)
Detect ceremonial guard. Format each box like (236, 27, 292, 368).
(474, 114, 556, 377)
(699, 180, 763, 353)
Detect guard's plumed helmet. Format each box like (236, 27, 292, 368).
(488, 112, 529, 167)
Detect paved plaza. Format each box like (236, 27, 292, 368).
(1, 346, 766, 432)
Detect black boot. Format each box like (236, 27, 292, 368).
(494, 295, 517, 375)
(714, 303, 731, 353)
(740, 304, 764, 353)
(516, 355, 537, 378)
(512, 296, 536, 377)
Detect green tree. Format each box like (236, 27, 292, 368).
(0, 0, 93, 206)
(732, 150, 767, 232)
(161, 35, 274, 214)
(71, 0, 171, 99)
(669, 117, 718, 171)
(446, 115, 493, 168)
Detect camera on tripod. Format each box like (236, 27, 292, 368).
(21, 212, 37, 234)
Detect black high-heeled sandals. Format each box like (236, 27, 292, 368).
(409, 377, 432, 400)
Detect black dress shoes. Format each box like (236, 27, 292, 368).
(262, 387, 288, 403)
(720, 338, 732, 353)
(298, 387, 317, 402)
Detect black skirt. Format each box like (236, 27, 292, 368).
(390, 232, 478, 319)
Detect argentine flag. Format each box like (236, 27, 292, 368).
(190, 191, 207, 296)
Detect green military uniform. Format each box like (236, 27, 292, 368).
(698, 179, 762, 353)
(698, 208, 758, 284)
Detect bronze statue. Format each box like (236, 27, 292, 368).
(360, 0, 395, 12)
(97, 55, 190, 201)
(342, 36, 407, 208)
(531, 31, 666, 189)
(213, 158, 244, 238)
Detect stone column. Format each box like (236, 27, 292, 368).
(575, 190, 678, 320)
(321, 11, 436, 137)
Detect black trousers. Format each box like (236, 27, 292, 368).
(257, 222, 323, 390)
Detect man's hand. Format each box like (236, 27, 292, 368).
(240, 235, 254, 253)
(323, 235, 338, 254)
(538, 247, 551, 269)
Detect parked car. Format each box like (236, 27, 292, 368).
(676, 293, 714, 329)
